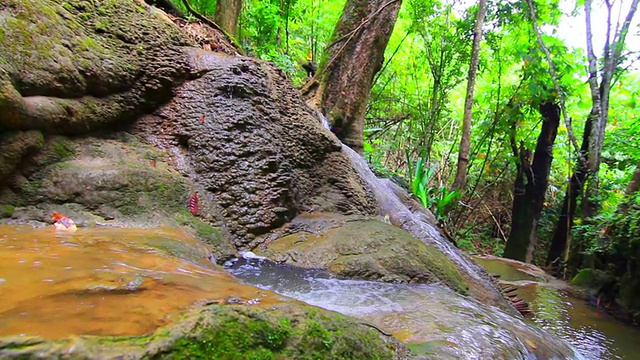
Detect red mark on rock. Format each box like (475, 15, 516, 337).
(189, 192, 199, 216)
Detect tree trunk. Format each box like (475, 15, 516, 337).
(503, 102, 560, 262)
(546, 115, 591, 270)
(451, 0, 487, 191)
(583, 0, 639, 218)
(214, 0, 243, 37)
(546, 0, 639, 271)
(302, 0, 402, 153)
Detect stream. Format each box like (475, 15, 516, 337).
(226, 256, 583, 359)
(474, 256, 640, 360)
(0, 224, 636, 358)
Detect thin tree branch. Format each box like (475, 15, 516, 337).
(524, 0, 584, 167)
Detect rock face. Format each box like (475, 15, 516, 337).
(0, 132, 237, 261)
(0, 0, 190, 134)
(133, 51, 378, 249)
(256, 213, 468, 294)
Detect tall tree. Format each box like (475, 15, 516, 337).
(451, 0, 487, 190)
(302, 0, 403, 153)
(214, 0, 243, 37)
(547, 0, 639, 268)
(503, 102, 560, 262)
(582, 0, 639, 218)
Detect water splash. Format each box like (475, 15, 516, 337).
(317, 111, 331, 130)
(227, 258, 584, 359)
(339, 143, 511, 309)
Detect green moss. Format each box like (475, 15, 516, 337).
(50, 139, 76, 160)
(297, 319, 335, 354)
(75, 36, 101, 52)
(0, 204, 15, 218)
(166, 306, 394, 360)
(175, 210, 222, 241)
(19, 179, 43, 205)
(171, 317, 292, 360)
(571, 268, 597, 288)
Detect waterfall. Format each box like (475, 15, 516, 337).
(314, 109, 513, 311)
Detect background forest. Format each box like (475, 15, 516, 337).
(166, 0, 640, 317)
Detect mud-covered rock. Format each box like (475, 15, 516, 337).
(0, 0, 191, 134)
(133, 51, 378, 249)
(256, 213, 468, 294)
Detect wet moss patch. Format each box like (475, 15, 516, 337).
(153, 305, 398, 360)
(0, 304, 409, 359)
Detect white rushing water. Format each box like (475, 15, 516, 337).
(227, 258, 584, 360)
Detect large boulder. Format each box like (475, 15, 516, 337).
(0, 304, 417, 360)
(0, 133, 236, 261)
(133, 51, 379, 249)
(256, 213, 468, 294)
(0, 0, 191, 134)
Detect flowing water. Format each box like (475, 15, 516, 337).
(474, 256, 640, 360)
(227, 256, 583, 359)
(339, 143, 514, 311)
(0, 225, 287, 339)
(2, 223, 632, 359)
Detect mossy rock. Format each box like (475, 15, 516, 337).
(0, 304, 419, 360)
(257, 214, 468, 295)
(2, 134, 237, 261)
(571, 268, 597, 288)
(0, 130, 44, 182)
(174, 209, 237, 262)
(0, 204, 14, 218)
(0, 0, 191, 134)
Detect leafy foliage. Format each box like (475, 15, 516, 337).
(406, 151, 460, 222)
(166, 0, 639, 288)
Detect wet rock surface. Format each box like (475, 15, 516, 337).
(133, 51, 378, 249)
(0, 225, 416, 359)
(0, 134, 237, 261)
(256, 213, 468, 294)
(0, 304, 419, 360)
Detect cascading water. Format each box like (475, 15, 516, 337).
(316, 111, 512, 311)
(227, 257, 584, 359)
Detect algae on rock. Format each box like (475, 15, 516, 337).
(257, 214, 469, 295)
(0, 304, 419, 360)
(0, 0, 191, 134)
